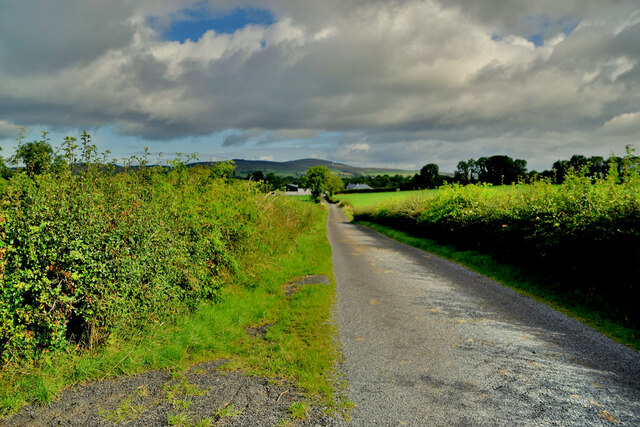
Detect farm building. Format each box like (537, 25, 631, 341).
(346, 183, 373, 190)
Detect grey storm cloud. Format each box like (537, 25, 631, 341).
(223, 132, 251, 146)
(0, 0, 639, 169)
(0, 0, 136, 75)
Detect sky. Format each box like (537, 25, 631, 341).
(1, 0, 639, 172)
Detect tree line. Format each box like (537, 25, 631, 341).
(342, 150, 639, 190)
(2, 132, 636, 191)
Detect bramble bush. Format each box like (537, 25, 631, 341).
(0, 133, 315, 364)
(356, 154, 640, 327)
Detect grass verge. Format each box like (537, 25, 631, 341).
(357, 220, 639, 352)
(0, 203, 341, 418)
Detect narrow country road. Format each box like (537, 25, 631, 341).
(328, 203, 640, 426)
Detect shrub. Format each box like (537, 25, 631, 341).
(0, 135, 314, 363)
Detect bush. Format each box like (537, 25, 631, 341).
(0, 137, 315, 363)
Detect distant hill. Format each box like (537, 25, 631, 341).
(192, 158, 416, 177)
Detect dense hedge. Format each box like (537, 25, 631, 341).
(355, 171, 640, 327)
(0, 158, 314, 363)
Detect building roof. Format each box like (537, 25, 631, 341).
(346, 183, 373, 190)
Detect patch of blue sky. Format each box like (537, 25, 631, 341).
(525, 15, 581, 47)
(162, 7, 275, 43)
(559, 17, 580, 36)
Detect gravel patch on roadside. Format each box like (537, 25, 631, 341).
(4, 360, 345, 426)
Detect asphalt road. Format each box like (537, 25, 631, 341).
(328, 203, 640, 426)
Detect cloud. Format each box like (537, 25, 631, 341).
(346, 142, 370, 152)
(0, 0, 638, 169)
(0, 120, 24, 139)
(602, 112, 640, 135)
(223, 132, 252, 146)
(0, 0, 136, 75)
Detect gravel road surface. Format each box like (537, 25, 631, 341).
(328, 204, 640, 426)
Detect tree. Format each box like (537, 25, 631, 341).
(305, 166, 330, 200)
(304, 166, 343, 201)
(325, 172, 345, 196)
(588, 156, 607, 179)
(454, 160, 470, 184)
(265, 172, 284, 191)
(473, 155, 527, 185)
(210, 160, 236, 179)
(421, 163, 441, 188)
(552, 159, 569, 184)
(12, 130, 56, 176)
(249, 170, 264, 181)
(568, 155, 588, 174)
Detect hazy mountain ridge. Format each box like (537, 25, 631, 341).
(193, 158, 416, 177)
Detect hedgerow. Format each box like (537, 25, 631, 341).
(0, 135, 315, 364)
(355, 157, 640, 328)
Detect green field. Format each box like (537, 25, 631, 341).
(335, 186, 517, 210)
(334, 190, 433, 209)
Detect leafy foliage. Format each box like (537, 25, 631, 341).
(10, 130, 65, 177)
(0, 133, 314, 364)
(302, 166, 344, 201)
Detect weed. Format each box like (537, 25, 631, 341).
(173, 399, 193, 411)
(214, 403, 242, 418)
(193, 417, 215, 427)
(289, 400, 311, 420)
(102, 397, 143, 422)
(168, 411, 191, 426)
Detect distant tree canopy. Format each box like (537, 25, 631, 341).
(454, 155, 528, 185)
(11, 130, 64, 177)
(248, 170, 264, 182)
(302, 166, 344, 201)
(244, 170, 294, 191)
(411, 163, 442, 189)
(535, 149, 639, 184)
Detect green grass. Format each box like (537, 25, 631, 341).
(0, 203, 341, 418)
(335, 189, 432, 209)
(357, 221, 640, 351)
(288, 400, 311, 420)
(334, 186, 517, 210)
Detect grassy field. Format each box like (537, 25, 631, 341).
(334, 190, 433, 209)
(334, 186, 517, 210)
